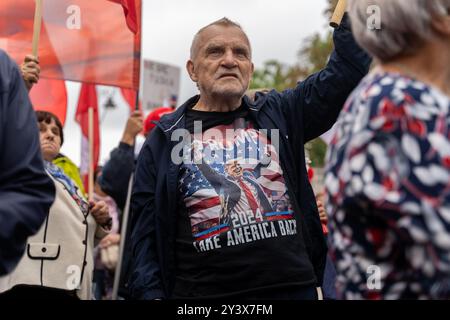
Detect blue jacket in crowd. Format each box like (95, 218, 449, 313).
(128, 17, 372, 299)
(99, 142, 136, 212)
(0, 50, 55, 275)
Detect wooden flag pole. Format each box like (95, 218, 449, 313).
(88, 107, 94, 201)
(330, 0, 347, 28)
(112, 0, 143, 299)
(135, 89, 140, 111)
(32, 0, 43, 57)
(111, 172, 134, 300)
(111, 88, 139, 300)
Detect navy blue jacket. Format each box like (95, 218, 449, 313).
(128, 18, 372, 300)
(0, 50, 55, 275)
(99, 142, 136, 211)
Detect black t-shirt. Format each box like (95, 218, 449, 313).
(184, 103, 250, 132)
(173, 102, 315, 298)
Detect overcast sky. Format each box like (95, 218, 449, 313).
(61, 0, 329, 165)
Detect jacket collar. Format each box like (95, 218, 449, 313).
(154, 95, 197, 136)
(156, 92, 270, 136)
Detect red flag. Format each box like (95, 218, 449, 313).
(75, 83, 100, 193)
(108, 0, 138, 34)
(121, 87, 142, 113)
(0, 0, 141, 89)
(30, 79, 68, 125)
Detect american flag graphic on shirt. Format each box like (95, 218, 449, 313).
(179, 123, 294, 242)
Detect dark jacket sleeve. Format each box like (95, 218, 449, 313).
(98, 142, 135, 210)
(282, 14, 372, 143)
(128, 136, 164, 300)
(0, 50, 55, 275)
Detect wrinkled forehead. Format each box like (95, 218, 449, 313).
(191, 25, 252, 59)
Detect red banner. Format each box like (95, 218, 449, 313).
(30, 79, 68, 125)
(0, 0, 141, 89)
(108, 0, 138, 34)
(121, 87, 142, 113)
(75, 83, 100, 193)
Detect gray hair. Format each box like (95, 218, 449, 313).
(190, 17, 251, 59)
(348, 0, 450, 62)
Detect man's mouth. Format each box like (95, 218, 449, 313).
(218, 73, 239, 79)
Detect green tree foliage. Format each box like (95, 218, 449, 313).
(298, 32, 333, 75)
(250, 60, 299, 91)
(306, 136, 328, 168)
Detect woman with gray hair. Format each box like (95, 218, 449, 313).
(325, 0, 450, 299)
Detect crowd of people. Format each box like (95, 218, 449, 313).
(0, 0, 449, 300)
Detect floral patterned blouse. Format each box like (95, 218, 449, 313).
(325, 71, 450, 299)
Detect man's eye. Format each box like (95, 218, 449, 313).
(208, 49, 222, 56)
(235, 51, 248, 58)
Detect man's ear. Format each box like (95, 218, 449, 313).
(186, 60, 198, 82)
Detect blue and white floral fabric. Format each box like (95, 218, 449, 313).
(325, 72, 450, 299)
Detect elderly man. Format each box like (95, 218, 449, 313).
(0, 49, 55, 276)
(128, 15, 371, 300)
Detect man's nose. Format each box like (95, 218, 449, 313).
(221, 49, 237, 68)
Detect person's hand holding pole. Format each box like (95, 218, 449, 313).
(21, 55, 40, 91)
(121, 110, 143, 146)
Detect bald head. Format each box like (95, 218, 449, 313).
(190, 17, 252, 60)
(186, 17, 255, 107)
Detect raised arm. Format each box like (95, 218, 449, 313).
(281, 14, 372, 142)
